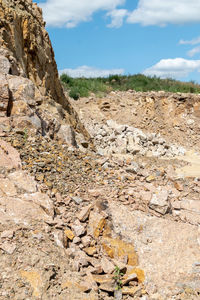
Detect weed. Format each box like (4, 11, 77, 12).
(113, 266, 124, 290)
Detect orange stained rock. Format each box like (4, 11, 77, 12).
(91, 274, 114, 284)
(61, 280, 90, 292)
(20, 270, 42, 298)
(84, 246, 97, 256)
(102, 237, 138, 266)
(88, 211, 106, 239)
(102, 243, 114, 258)
(64, 229, 75, 241)
(126, 267, 145, 283)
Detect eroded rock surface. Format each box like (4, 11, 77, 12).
(0, 0, 90, 143)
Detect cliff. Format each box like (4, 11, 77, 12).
(0, 0, 89, 140)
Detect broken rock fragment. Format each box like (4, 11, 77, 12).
(149, 188, 169, 215)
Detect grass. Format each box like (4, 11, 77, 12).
(60, 73, 200, 100)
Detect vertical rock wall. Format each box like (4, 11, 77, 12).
(0, 0, 89, 138)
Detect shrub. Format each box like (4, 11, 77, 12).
(60, 74, 73, 86)
(69, 87, 80, 100)
(60, 73, 200, 99)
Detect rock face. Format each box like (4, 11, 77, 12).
(0, 0, 89, 141)
(0, 140, 54, 225)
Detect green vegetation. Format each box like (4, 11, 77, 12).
(60, 73, 200, 100)
(113, 266, 124, 290)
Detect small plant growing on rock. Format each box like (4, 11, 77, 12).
(113, 266, 123, 290)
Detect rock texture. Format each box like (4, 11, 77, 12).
(0, 0, 89, 141)
(0, 0, 200, 299)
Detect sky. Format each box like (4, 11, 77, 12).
(33, 0, 200, 82)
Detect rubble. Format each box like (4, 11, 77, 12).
(0, 1, 200, 299)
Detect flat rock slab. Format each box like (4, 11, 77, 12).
(0, 140, 21, 170)
(0, 193, 53, 225)
(108, 201, 200, 298)
(176, 151, 200, 178)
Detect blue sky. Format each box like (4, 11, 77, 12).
(34, 0, 200, 82)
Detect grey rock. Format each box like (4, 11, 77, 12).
(0, 55, 11, 74)
(57, 124, 77, 147)
(72, 196, 83, 204)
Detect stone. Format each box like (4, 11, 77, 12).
(57, 125, 77, 146)
(128, 268, 145, 283)
(1, 229, 14, 239)
(11, 116, 39, 133)
(102, 236, 138, 267)
(100, 256, 115, 274)
(64, 229, 75, 241)
(149, 188, 169, 215)
(0, 55, 10, 74)
(122, 272, 137, 285)
(7, 75, 35, 102)
(11, 100, 32, 116)
(77, 205, 92, 222)
(0, 73, 9, 115)
(0, 178, 17, 196)
(178, 199, 200, 224)
(99, 282, 115, 292)
(81, 236, 92, 247)
(72, 223, 86, 237)
(8, 171, 37, 193)
(53, 230, 64, 248)
(0, 193, 53, 226)
(20, 270, 43, 298)
(84, 247, 97, 256)
(72, 196, 83, 205)
(114, 290, 123, 300)
(0, 140, 21, 170)
(122, 286, 141, 296)
(0, 242, 16, 254)
(88, 211, 106, 239)
(75, 250, 89, 267)
(61, 280, 92, 293)
(21, 192, 54, 216)
(73, 237, 81, 244)
(92, 274, 114, 285)
(146, 175, 155, 182)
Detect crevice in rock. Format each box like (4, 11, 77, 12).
(7, 89, 13, 117)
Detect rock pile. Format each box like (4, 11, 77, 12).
(71, 90, 200, 151)
(86, 119, 186, 158)
(55, 200, 146, 299)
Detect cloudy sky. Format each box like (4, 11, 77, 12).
(34, 0, 200, 81)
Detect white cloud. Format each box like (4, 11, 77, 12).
(107, 9, 128, 28)
(143, 58, 200, 79)
(127, 0, 200, 26)
(59, 65, 124, 77)
(187, 46, 200, 57)
(179, 36, 200, 45)
(39, 0, 125, 27)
